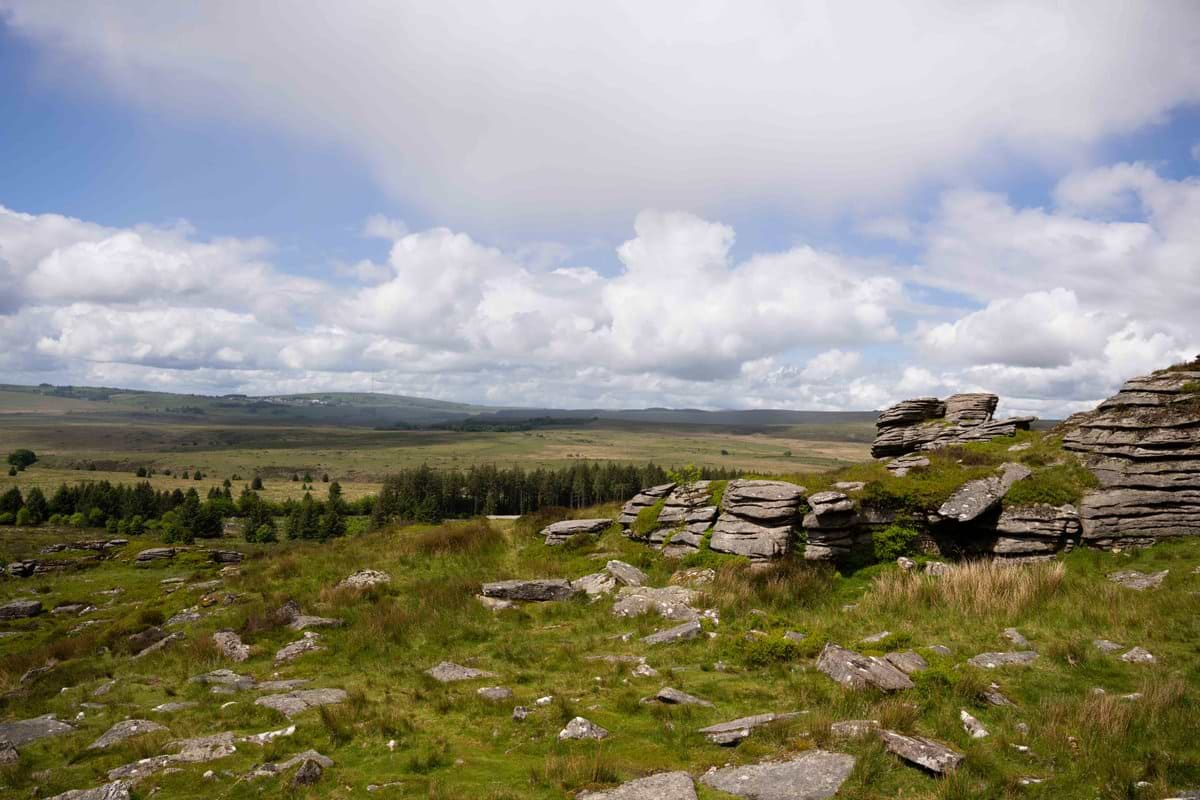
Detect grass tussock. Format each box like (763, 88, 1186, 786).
(704, 558, 836, 615)
(863, 559, 1065, 619)
(395, 519, 503, 557)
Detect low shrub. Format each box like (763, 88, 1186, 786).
(1005, 462, 1100, 506)
(630, 499, 665, 539)
(873, 522, 921, 562)
(396, 519, 503, 557)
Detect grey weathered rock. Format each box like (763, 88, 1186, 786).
(476, 594, 516, 611)
(135, 547, 175, 562)
(612, 585, 701, 621)
(108, 732, 238, 781)
(542, 518, 611, 545)
(477, 686, 513, 702)
(830, 719, 879, 739)
(292, 758, 323, 786)
(1093, 639, 1124, 653)
(698, 712, 802, 746)
(511, 705, 530, 721)
(190, 668, 258, 691)
(578, 771, 697, 800)
(0, 599, 42, 619)
(860, 630, 891, 644)
(642, 686, 713, 707)
(246, 749, 334, 781)
(1120, 646, 1156, 664)
(708, 480, 805, 560)
(425, 661, 498, 682)
(255, 688, 348, 717)
(873, 393, 1035, 459)
(617, 482, 676, 526)
(1002, 628, 1030, 648)
(642, 620, 702, 645)
(1108, 569, 1169, 590)
(991, 504, 1081, 556)
(89, 719, 168, 750)
(881, 729, 964, 773)
(337, 569, 390, 590)
(886, 453, 930, 476)
(784, 631, 807, 643)
(960, 709, 989, 738)
(968, 651, 1038, 668)
(126, 626, 166, 655)
(884, 650, 928, 675)
(572, 571, 618, 597)
(208, 550, 244, 564)
(481, 578, 580, 602)
(605, 560, 647, 587)
(699, 750, 855, 800)
(47, 782, 132, 800)
(213, 630, 250, 662)
(151, 702, 197, 714)
(0, 737, 17, 765)
(558, 716, 608, 741)
(937, 463, 1031, 522)
(289, 614, 343, 631)
(816, 643, 914, 691)
(0, 714, 73, 746)
(275, 632, 323, 664)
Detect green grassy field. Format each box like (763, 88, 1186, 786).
(1, 516, 1198, 799)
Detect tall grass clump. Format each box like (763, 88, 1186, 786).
(863, 560, 1065, 619)
(703, 557, 836, 615)
(395, 519, 503, 557)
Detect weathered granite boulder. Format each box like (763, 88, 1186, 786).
(612, 585, 701, 621)
(801, 491, 867, 562)
(937, 463, 1031, 522)
(542, 518, 612, 545)
(816, 643, 914, 691)
(632, 482, 717, 555)
(617, 482, 676, 526)
(697, 712, 803, 746)
(1108, 569, 1169, 590)
(255, 688, 347, 717)
(988, 503, 1081, 557)
(89, 720, 167, 750)
(558, 716, 608, 741)
(136, 547, 176, 562)
(47, 781, 132, 800)
(0, 599, 42, 619)
(481, 578, 580, 602)
(425, 661, 497, 683)
(642, 686, 713, 707)
(578, 772, 696, 800)
(710, 480, 805, 560)
(968, 651, 1038, 668)
(699, 751, 855, 799)
(873, 393, 1035, 459)
(880, 730, 963, 773)
(642, 619, 702, 645)
(0, 715, 74, 746)
(213, 630, 250, 662)
(337, 569, 391, 590)
(1060, 359, 1200, 545)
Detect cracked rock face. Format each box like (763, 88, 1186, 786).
(1060, 361, 1200, 545)
(617, 483, 676, 526)
(700, 750, 855, 799)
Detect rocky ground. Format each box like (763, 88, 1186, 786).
(2, 507, 1199, 799)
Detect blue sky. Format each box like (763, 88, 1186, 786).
(1, 2, 1198, 415)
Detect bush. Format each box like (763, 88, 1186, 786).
(15, 507, 32, 527)
(0, 512, 14, 525)
(732, 635, 802, 667)
(251, 476, 264, 490)
(6, 449, 37, 469)
(873, 522, 921, 562)
(631, 499, 665, 539)
(69, 512, 86, 529)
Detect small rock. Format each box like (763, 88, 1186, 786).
(291, 758, 322, 787)
(817, 643, 914, 691)
(960, 709, 989, 738)
(337, 569, 391, 590)
(213, 630, 250, 662)
(0, 599, 43, 619)
(784, 631, 806, 643)
(641, 620, 701, 645)
(476, 594, 516, 611)
(511, 706, 529, 721)
(481, 579, 580, 602)
(883, 650, 928, 675)
(923, 561, 951, 576)
(477, 686, 513, 702)
(274, 632, 323, 664)
(699, 751, 855, 799)
(577, 771, 696, 800)
(968, 651, 1038, 669)
(255, 688, 348, 718)
(896, 557, 916, 571)
(698, 712, 801, 746)
(89, 719, 168, 750)
(829, 719, 879, 739)
(631, 662, 658, 678)
(1120, 646, 1156, 664)
(1108, 570, 1169, 590)
(1093, 639, 1124, 653)
(1002, 628, 1030, 648)
(605, 560, 648, 586)
(926, 644, 952, 657)
(880, 729, 964, 774)
(860, 631, 891, 644)
(46, 781, 132, 800)
(426, 661, 498, 683)
(558, 716, 608, 741)
(642, 687, 713, 707)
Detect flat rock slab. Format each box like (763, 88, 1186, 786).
(937, 463, 1031, 522)
(1094, 639, 1124, 653)
(883, 651, 928, 675)
(481, 578, 579, 602)
(477, 686, 513, 702)
(337, 569, 391, 590)
(190, 669, 258, 691)
(559, 716, 608, 740)
(288, 615, 343, 631)
(0, 714, 73, 746)
(1108, 570, 1169, 590)
(1121, 646, 1156, 663)
(817, 643, 914, 691)
(642, 686, 713, 707)
(426, 661, 498, 682)
(880, 730, 964, 774)
(135, 547, 175, 562)
(968, 651, 1038, 669)
(699, 712, 802, 746)
(0, 599, 43, 619)
(275, 632, 323, 664)
(642, 620, 701, 645)
(543, 518, 612, 545)
(700, 750, 855, 800)
(613, 586, 700, 621)
(213, 630, 250, 662)
(605, 560, 648, 587)
(255, 688, 347, 718)
(246, 749, 334, 780)
(47, 782, 132, 800)
(578, 771, 697, 800)
(830, 719, 879, 739)
(89, 719, 168, 750)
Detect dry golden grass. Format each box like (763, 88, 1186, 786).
(703, 558, 836, 615)
(863, 559, 1065, 619)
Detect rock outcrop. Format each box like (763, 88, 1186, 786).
(710, 480, 805, 559)
(541, 518, 612, 545)
(1061, 359, 1200, 546)
(802, 491, 863, 561)
(872, 393, 1035, 459)
(617, 482, 676, 526)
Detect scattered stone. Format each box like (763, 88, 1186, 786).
(337, 569, 391, 590)
(833, 481, 866, 492)
(642, 687, 713, 707)
(1108, 570, 1169, 590)
(246, 749, 334, 781)
(884, 650, 928, 675)
(860, 630, 891, 644)
(670, 568, 715, 586)
(46, 781, 132, 800)
(817, 643, 914, 691)
(578, 771, 697, 800)
(476, 594, 516, 611)
(190, 668, 257, 691)
(605, 560, 647, 587)
(572, 571, 618, 597)
(641, 619, 702, 645)
(108, 732, 237, 781)
(288, 614, 342, 631)
(133, 632, 183, 659)
(699, 750, 855, 800)
(0, 739, 17, 765)
(512, 706, 530, 721)
(208, 550, 244, 564)
(631, 662, 659, 678)
(89, 719, 168, 750)
(923, 561, 952, 576)
(558, 716, 608, 741)
(1003, 628, 1031, 648)
(982, 684, 1013, 706)
(927, 644, 952, 657)
(0, 599, 42, 619)
(0, 715, 73, 746)
(426, 661, 498, 683)
(151, 702, 197, 713)
(126, 626, 166, 655)
(292, 758, 323, 786)
(542, 518, 612, 545)
(960, 710, 989, 738)
(886, 453, 930, 476)
(613, 585, 702, 621)
(136, 547, 175, 562)
(52, 602, 92, 616)
(255, 688, 348, 718)
(166, 607, 202, 626)
(477, 686, 513, 702)
(698, 712, 802, 746)
(968, 651, 1039, 669)
(535, 695, 554, 706)
(880, 729, 964, 774)
(1093, 639, 1124, 653)
(213, 630, 250, 662)
(20, 661, 56, 684)
(830, 719, 879, 739)
(481, 579, 580, 602)
(275, 632, 323, 664)
(784, 631, 807, 643)
(1120, 646, 1156, 664)
(240, 724, 296, 745)
(896, 557, 916, 571)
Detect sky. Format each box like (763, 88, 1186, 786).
(1, 2, 1199, 417)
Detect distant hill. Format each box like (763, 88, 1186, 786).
(0, 383, 880, 430)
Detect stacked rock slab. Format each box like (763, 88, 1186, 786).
(802, 491, 864, 561)
(1061, 360, 1200, 546)
(872, 393, 1035, 459)
(709, 480, 805, 560)
(988, 504, 1080, 559)
(617, 483, 676, 526)
(541, 518, 612, 546)
(649, 482, 718, 554)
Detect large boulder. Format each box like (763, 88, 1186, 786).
(578, 772, 696, 800)
(1060, 359, 1200, 545)
(709, 480, 805, 560)
(873, 393, 1035, 459)
(0, 599, 42, 619)
(816, 643, 914, 691)
(699, 751, 855, 799)
(542, 518, 612, 545)
(617, 482, 676, 526)
(937, 463, 1031, 522)
(481, 578, 580, 602)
